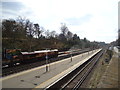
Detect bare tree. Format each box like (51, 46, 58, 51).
(16, 17, 31, 39)
(25, 21, 35, 51)
(50, 30, 57, 38)
(60, 23, 68, 37)
(45, 29, 50, 38)
(26, 22, 34, 38)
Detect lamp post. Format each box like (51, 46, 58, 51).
(45, 49, 49, 72)
(70, 50, 72, 62)
(13, 29, 15, 49)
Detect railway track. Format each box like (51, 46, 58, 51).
(2, 49, 91, 77)
(46, 49, 103, 89)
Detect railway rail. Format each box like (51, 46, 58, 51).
(2, 49, 91, 77)
(46, 49, 103, 89)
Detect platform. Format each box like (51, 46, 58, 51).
(1, 49, 101, 89)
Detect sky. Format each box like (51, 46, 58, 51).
(1, 0, 119, 43)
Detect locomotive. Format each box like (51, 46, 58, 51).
(2, 49, 58, 67)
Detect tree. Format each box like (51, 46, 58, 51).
(60, 23, 68, 37)
(71, 34, 81, 48)
(83, 37, 87, 42)
(34, 24, 43, 39)
(58, 33, 66, 41)
(73, 34, 80, 41)
(50, 31, 57, 38)
(16, 17, 29, 39)
(2, 19, 16, 38)
(45, 29, 50, 39)
(66, 31, 73, 40)
(2, 19, 19, 49)
(2, 17, 99, 52)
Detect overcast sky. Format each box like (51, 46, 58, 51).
(1, 0, 119, 43)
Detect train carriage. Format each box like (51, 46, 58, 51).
(2, 49, 58, 67)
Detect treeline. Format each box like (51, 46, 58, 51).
(2, 17, 99, 52)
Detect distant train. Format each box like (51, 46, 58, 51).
(2, 49, 58, 67)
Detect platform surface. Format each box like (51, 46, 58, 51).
(1, 49, 101, 88)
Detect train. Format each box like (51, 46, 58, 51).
(2, 49, 58, 67)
